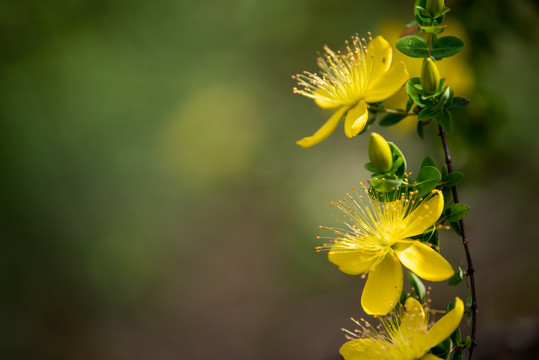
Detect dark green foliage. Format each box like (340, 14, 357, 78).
(445, 203, 470, 222)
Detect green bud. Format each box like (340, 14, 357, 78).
(368, 132, 393, 173)
(426, 0, 445, 16)
(421, 58, 440, 94)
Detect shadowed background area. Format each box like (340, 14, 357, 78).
(1, 0, 539, 359)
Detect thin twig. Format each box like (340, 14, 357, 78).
(438, 125, 477, 360)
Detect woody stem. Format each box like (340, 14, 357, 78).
(438, 125, 477, 360)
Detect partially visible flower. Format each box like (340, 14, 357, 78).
(293, 35, 409, 147)
(319, 185, 453, 315)
(340, 297, 464, 360)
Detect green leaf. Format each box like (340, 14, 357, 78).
(441, 164, 449, 179)
(445, 203, 470, 222)
(450, 97, 471, 109)
(421, 156, 436, 168)
(418, 106, 440, 122)
(420, 25, 447, 34)
(466, 310, 472, 327)
(465, 336, 473, 349)
(431, 337, 452, 360)
(450, 326, 462, 346)
(432, 36, 464, 59)
(415, 165, 442, 197)
(432, 86, 453, 111)
(466, 293, 473, 308)
(364, 162, 379, 172)
(396, 36, 429, 58)
(408, 272, 426, 302)
(388, 142, 407, 178)
(417, 119, 424, 139)
(406, 78, 429, 107)
(444, 171, 464, 187)
(437, 109, 452, 131)
(453, 348, 463, 360)
(448, 267, 464, 285)
(391, 157, 404, 172)
(380, 112, 407, 126)
(451, 221, 463, 236)
(369, 179, 402, 193)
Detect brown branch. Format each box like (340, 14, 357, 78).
(438, 125, 477, 360)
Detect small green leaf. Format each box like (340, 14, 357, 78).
(380, 112, 407, 126)
(391, 157, 404, 172)
(450, 326, 462, 346)
(441, 164, 448, 178)
(418, 106, 440, 122)
(407, 78, 429, 107)
(446, 301, 455, 312)
(453, 348, 463, 360)
(420, 25, 447, 34)
(421, 156, 436, 168)
(405, 97, 414, 113)
(450, 97, 471, 109)
(445, 203, 470, 222)
(408, 272, 426, 302)
(451, 221, 463, 236)
(396, 35, 430, 58)
(431, 337, 452, 360)
(415, 165, 442, 197)
(369, 179, 402, 193)
(466, 311, 472, 327)
(388, 142, 407, 178)
(466, 293, 473, 308)
(437, 109, 452, 131)
(444, 171, 464, 187)
(364, 162, 379, 172)
(432, 86, 453, 111)
(417, 119, 424, 139)
(465, 336, 473, 349)
(432, 36, 464, 59)
(448, 267, 464, 285)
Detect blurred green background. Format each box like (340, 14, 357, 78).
(1, 0, 539, 359)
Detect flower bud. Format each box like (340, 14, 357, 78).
(426, 0, 445, 16)
(368, 132, 393, 173)
(421, 58, 440, 94)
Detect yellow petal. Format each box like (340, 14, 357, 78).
(400, 297, 427, 337)
(296, 106, 349, 148)
(340, 339, 380, 360)
(364, 61, 409, 103)
(399, 190, 444, 239)
(314, 91, 342, 109)
(394, 241, 454, 281)
(328, 245, 377, 275)
(344, 101, 368, 138)
(366, 36, 392, 83)
(420, 354, 445, 360)
(424, 297, 464, 350)
(361, 253, 403, 315)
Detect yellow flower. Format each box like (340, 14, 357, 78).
(320, 185, 453, 315)
(293, 35, 409, 147)
(340, 297, 464, 360)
